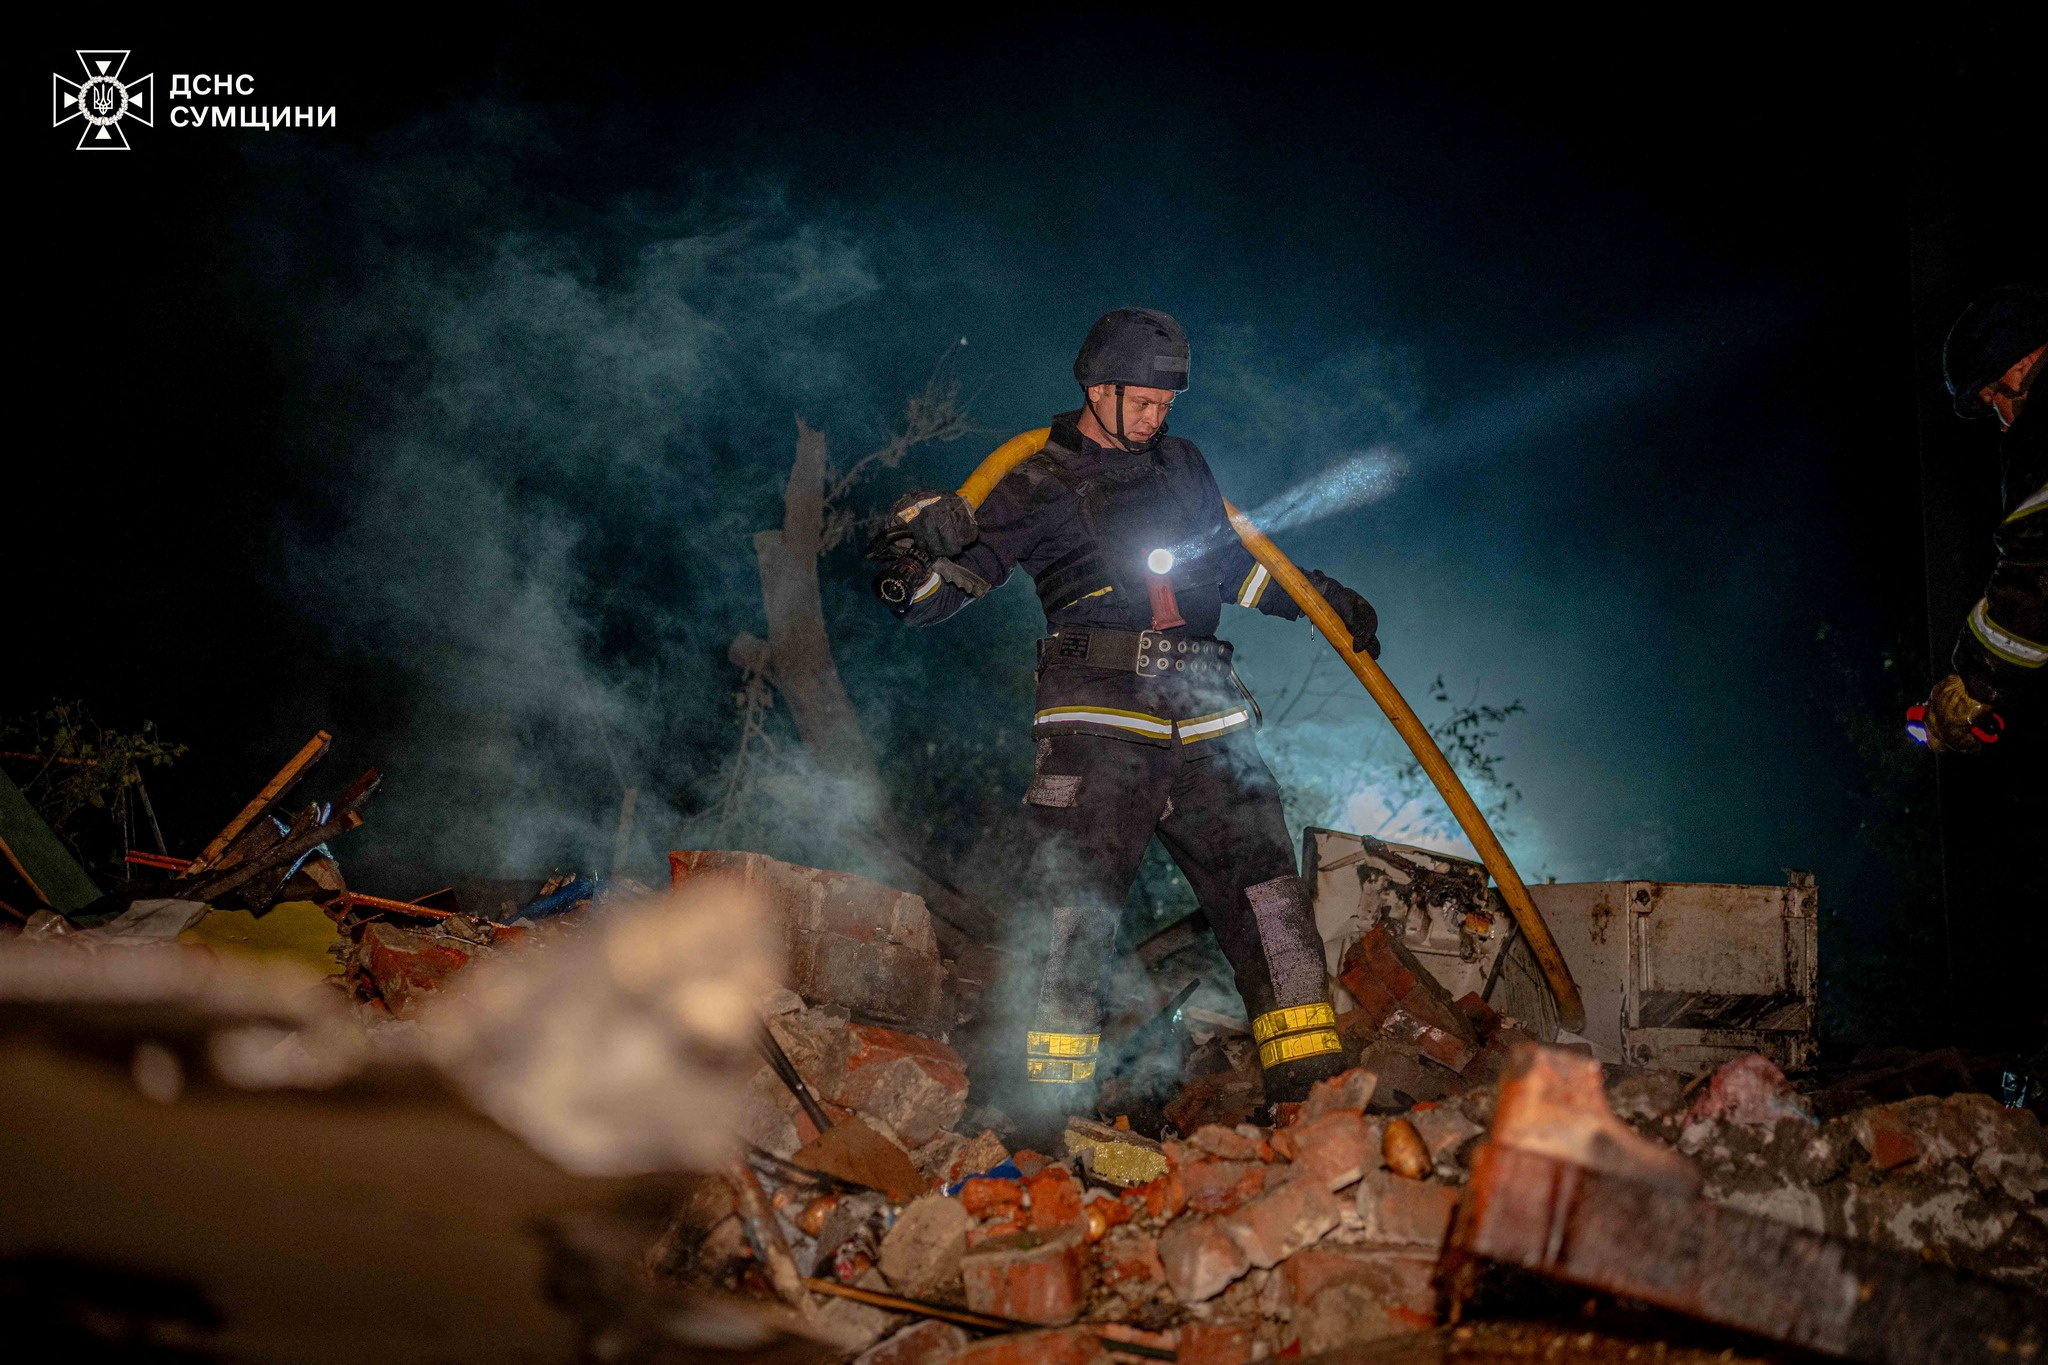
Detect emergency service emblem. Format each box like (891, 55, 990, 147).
(53, 50, 153, 150)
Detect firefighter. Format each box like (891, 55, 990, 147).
(1911, 283, 2047, 752)
(874, 308, 1379, 1112)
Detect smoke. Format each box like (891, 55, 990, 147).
(266, 108, 903, 884)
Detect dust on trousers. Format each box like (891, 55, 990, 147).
(1021, 724, 1343, 1101)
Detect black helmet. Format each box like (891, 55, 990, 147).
(1074, 308, 1190, 393)
(1944, 283, 2048, 418)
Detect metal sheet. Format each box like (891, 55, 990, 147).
(1302, 827, 1507, 1008)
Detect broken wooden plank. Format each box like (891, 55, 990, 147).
(184, 731, 332, 877)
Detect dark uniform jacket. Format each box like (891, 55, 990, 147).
(1954, 398, 2048, 709)
(902, 412, 1310, 748)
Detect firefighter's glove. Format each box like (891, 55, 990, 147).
(1915, 673, 1998, 754)
(1309, 571, 1381, 659)
(889, 489, 978, 560)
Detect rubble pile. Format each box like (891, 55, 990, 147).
(665, 973, 2048, 1363)
(3, 727, 2042, 1365)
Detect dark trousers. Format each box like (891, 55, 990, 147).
(1022, 732, 1328, 1037)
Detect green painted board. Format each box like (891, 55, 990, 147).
(0, 768, 99, 915)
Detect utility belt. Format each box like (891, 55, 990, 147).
(1036, 627, 1234, 678)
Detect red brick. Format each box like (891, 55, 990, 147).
(1011, 1150, 1053, 1177)
(1353, 1170, 1459, 1247)
(1028, 1167, 1085, 1233)
(1299, 1066, 1380, 1124)
(1680, 1052, 1808, 1131)
(1176, 1323, 1254, 1365)
(833, 1024, 971, 1147)
(348, 922, 471, 1014)
(1132, 1171, 1186, 1221)
(1338, 926, 1476, 1050)
(855, 1319, 971, 1365)
(960, 1227, 1090, 1325)
(1157, 1214, 1251, 1303)
(961, 1177, 1023, 1220)
(1181, 1158, 1266, 1213)
(1217, 1173, 1344, 1268)
(1188, 1124, 1264, 1161)
(952, 1325, 1107, 1365)
(1290, 1111, 1373, 1191)
(1282, 1249, 1440, 1352)
(1094, 1226, 1165, 1292)
(1858, 1111, 1921, 1171)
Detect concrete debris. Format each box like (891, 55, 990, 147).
(422, 875, 781, 1176)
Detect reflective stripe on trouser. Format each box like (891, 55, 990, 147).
(1970, 598, 2048, 668)
(1031, 705, 1252, 745)
(1022, 734, 1321, 1069)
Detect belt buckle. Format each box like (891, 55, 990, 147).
(1135, 630, 1161, 675)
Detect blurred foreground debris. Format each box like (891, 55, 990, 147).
(3, 794, 2043, 1362)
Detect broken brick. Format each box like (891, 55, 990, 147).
(1180, 1158, 1267, 1214)
(941, 1129, 1011, 1185)
(1379, 1007, 1478, 1074)
(1095, 1225, 1166, 1295)
(1027, 1166, 1085, 1233)
(1217, 1171, 1344, 1268)
(1176, 1322, 1254, 1365)
(879, 1193, 972, 1299)
(1298, 1066, 1380, 1124)
(1680, 1053, 1811, 1132)
(1338, 926, 1477, 1052)
(1131, 1170, 1186, 1221)
(951, 1326, 1107, 1365)
(345, 921, 471, 1015)
(1354, 1169, 1459, 1247)
(960, 1177, 1024, 1221)
(1281, 1248, 1439, 1351)
(1288, 1110, 1374, 1191)
(855, 1319, 971, 1365)
(1188, 1124, 1264, 1161)
(1157, 1214, 1251, 1303)
(1407, 1106, 1482, 1168)
(832, 1024, 970, 1148)
(960, 1227, 1090, 1325)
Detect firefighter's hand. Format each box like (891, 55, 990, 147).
(1310, 571, 1381, 659)
(1915, 673, 1998, 753)
(889, 489, 978, 560)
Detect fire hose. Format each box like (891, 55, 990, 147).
(953, 428, 1586, 1032)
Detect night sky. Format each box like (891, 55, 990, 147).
(21, 12, 2041, 1047)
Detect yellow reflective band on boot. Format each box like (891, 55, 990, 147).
(1258, 1029, 1344, 1070)
(1027, 1031, 1101, 1058)
(1252, 1003, 1337, 1044)
(1026, 1031, 1100, 1083)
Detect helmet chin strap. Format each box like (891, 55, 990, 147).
(1086, 383, 1166, 453)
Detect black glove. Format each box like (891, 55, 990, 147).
(889, 489, 978, 560)
(1309, 570, 1380, 658)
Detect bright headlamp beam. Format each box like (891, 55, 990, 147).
(1146, 548, 1174, 574)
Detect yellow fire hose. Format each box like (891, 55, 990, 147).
(958, 428, 1586, 1033)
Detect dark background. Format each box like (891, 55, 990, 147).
(18, 10, 2042, 1051)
